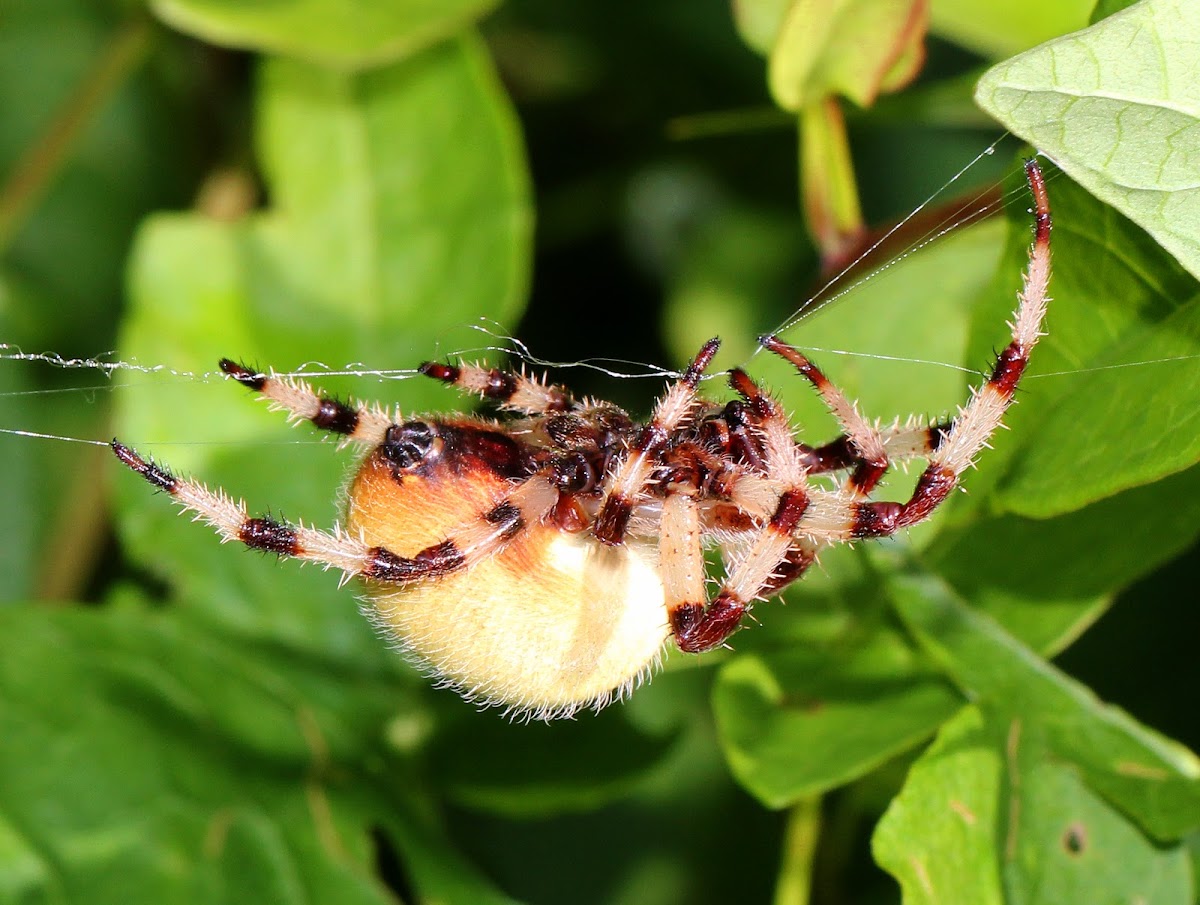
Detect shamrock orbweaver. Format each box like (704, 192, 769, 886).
(113, 160, 1051, 720)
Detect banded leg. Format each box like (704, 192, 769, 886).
(761, 541, 820, 595)
(111, 441, 560, 582)
(760, 335, 891, 495)
(419, 361, 575, 415)
(672, 158, 1052, 643)
(665, 485, 820, 650)
(723, 361, 947, 488)
(594, 337, 721, 545)
(660, 494, 712, 645)
(671, 368, 813, 652)
(796, 158, 1053, 542)
(220, 359, 394, 446)
(798, 420, 950, 480)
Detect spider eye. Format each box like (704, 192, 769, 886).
(382, 421, 435, 468)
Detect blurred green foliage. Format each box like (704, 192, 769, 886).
(1, 0, 1198, 903)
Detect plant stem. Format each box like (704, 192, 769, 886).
(0, 16, 152, 254)
(773, 795, 822, 905)
(799, 97, 865, 274)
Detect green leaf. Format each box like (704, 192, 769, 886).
(886, 565, 1200, 841)
(929, 463, 1200, 654)
(248, 43, 532, 357)
(1001, 299, 1200, 514)
(872, 707, 1006, 905)
(150, 0, 499, 69)
(0, 604, 516, 905)
(873, 705, 1194, 905)
(976, 0, 1200, 281)
(713, 629, 962, 808)
(929, 0, 1092, 58)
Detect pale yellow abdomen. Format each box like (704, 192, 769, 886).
(345, 452, 669, 718)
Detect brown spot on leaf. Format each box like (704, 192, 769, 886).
(1062, 821, 1087, 856)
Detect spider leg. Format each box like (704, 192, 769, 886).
(660, 493, 708, 635)
(660, 491, 816, 648)
(670, 484, 816, 652)
(721, 366, 943, 489)
(419, 361, 575, 415)
(758, 336, 892, 495)
(594, 337, 721, 545)
(761, 541, 820, 595)
(111, 441, 559, 582)
(669, 159, 1050, 649)
(669, 374, 814, 652)
(798, 420, 950, 480)
(792, 158, 1053, 542)
(219, 359, 394, 446)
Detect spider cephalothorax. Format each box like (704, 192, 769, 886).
(113, 160, 1051, 720)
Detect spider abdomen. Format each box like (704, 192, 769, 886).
(346, 438, 670, 718)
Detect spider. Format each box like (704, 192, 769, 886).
(113, 160, 1051, 720)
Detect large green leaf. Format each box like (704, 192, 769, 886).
(244, 45, 531, 362)
(713, 628, 961, 808)
(151, 0, 499, 69)
(976, 0, 1200, 281)
(0, 605, 518, 905)
(873, 705, 1193, 905)
(886, 566, 1200, 841)
(928, 463, 1200, 654)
